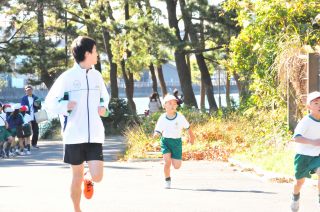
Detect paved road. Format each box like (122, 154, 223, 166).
(0, 137, 318, 212)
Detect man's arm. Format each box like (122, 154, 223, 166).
(45, 75, 71, 116)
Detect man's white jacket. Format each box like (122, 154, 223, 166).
(45, 63, 109, 144)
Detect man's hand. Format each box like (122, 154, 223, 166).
(67, 101, 77, 111)
(98, 106, 107, 117)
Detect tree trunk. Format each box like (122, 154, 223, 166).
(99, 4, 118, 98)
(165, 0, 197, 107)
(156, 65, 167, 97)
(121, 59, 136, 115)
(195, 54, 218, 111)
(200, 78, 205, 110)
(121, 1, 136, 115)
(233, 71, 249, 105)
(180, 0, 217, 111)
(174, 51, 198, 107)
(37, 0, 53, 89)
(149, 63, 158, 92)
(226, 72, 231, 108)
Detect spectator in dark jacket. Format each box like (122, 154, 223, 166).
(21, 85, 41, 148)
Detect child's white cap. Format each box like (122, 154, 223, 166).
(13, 103, 21, 110)
(163, 94, 177, 106)
(307, 91, 320, 105)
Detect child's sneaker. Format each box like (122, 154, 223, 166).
(164, 180, 171, 189)
(290, 199, 299, 211)
(83, 172, 94, 199)
(26, 151, 31, 155)
(19, 151, 25, 156)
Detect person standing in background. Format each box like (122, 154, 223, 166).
(148, 92, 162, 115)
(21, 85, 41, 148)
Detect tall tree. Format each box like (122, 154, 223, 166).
(179, 0, 218, 111)
(98, 1, 119, 98)
(165, 0, 198, 108)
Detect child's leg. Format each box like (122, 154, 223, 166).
(316, 168, 320, 202)
(25, 137, 31, 151)
(293, 178, 305, 196)
(18, 137, 24, 152)
(171, 159, 182, 169)
(163, 153, 172, 178)
(0, 141, 3, 156)
(10, 137, 16, 152)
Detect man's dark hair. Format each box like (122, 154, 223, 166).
(71, 36, 96, 63)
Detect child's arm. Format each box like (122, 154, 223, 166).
(294, 136, 320, 146)
(187, 127, 195, 144)
(153, 131, 161, 138)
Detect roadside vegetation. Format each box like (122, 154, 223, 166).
(123, 106, 295, 176)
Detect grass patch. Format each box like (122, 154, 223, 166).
(123, 107, 296, 176)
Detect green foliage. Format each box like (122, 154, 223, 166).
(224, 0, 320, 108)
(39, 118, 62, 140)
(102, 98, 130, 131)
(102, 98, 142, 134)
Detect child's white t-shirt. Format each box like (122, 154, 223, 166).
(0, 112, 6, 127)
(154, 112, 190, 139)
(293, 115, 320, 156)
(23, 113, 32, 124)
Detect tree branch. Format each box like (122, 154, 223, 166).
(183, 46, 224, 54)
(0, 17, 32, 44)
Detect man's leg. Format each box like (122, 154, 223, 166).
(87, 160, 104, 182)
(70, 164, 84, 212)
(31, 121, 39, 147)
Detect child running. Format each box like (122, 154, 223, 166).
(291, 91, 320, 211)
(0, 103, 14, 158)
(154, 94, 195, 189)
(45, 36, 109, 212)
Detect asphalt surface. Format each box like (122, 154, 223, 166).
(0, 136, 319, 212)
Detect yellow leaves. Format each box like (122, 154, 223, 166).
(182, 146, 231, 162)
(269, 177, 293, 183)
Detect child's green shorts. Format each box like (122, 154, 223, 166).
(0, 126, 11, 142)
(294, 154, 320, 179)
(161, 137, 182, 160)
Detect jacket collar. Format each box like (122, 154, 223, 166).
(73, 63, 94, 72)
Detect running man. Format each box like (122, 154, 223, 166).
(45, 36, 109, 212)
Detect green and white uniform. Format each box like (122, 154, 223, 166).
(0, 113, 11, 142)
(154, 112, 190, 160)
(293, 115, 320, 179)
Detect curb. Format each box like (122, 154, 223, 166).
(228, 158, 318, 186)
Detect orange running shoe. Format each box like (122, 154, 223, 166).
(83, 172, 94, 199)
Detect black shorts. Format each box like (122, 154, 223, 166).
(63, 143, 104, 165)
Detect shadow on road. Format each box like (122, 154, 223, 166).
(103, 165, 144, 170)
(0, 136, 126, 168)
(171, 188, 277, 194)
